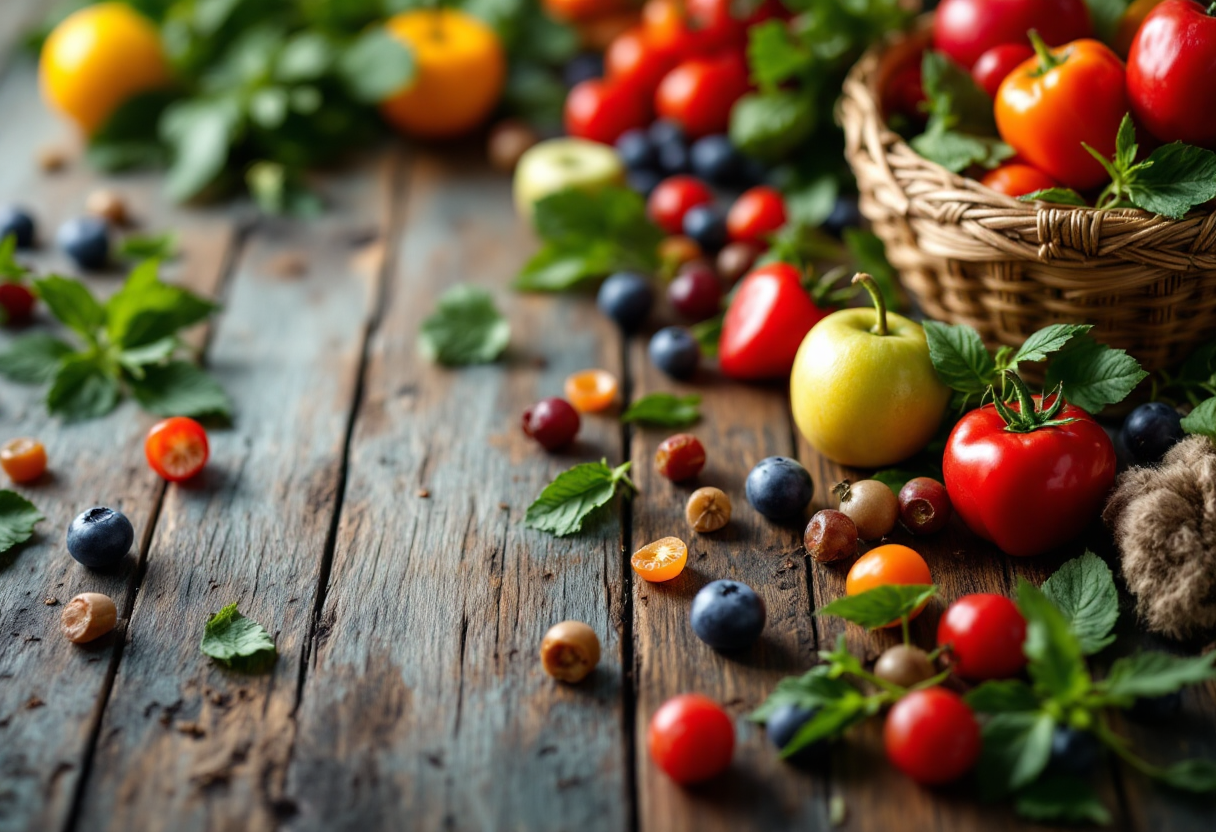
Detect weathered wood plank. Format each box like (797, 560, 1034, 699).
(283, 152, 630, 832)
(72, 154, 397, 831)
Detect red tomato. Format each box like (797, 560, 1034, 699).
(884, 688, 981, 785)
(726, 186, 787, 245)
(943, 390, 1116, 557)
(0, 282, 36, 325)
(718, 263, 828, 380)
(933, 0, 1094, 68)
(543, 0, 626, 22)
(971, 43, 1035, 98)
(655, 52, 751, 138)
(648, 694, 734, 784)
(642, 0, 703, 56)
(882, 61, 926, 122)
(605, 26, 678, 97)
(937, 594, 1028, 680)
(1127, 0, 1216, 147)
(980, 162, 1060, 197)
(684, 0, 787, 52)
(564, 78, 650, 145)
(647, 175, 714, 235)
(145, 416, 210, 482)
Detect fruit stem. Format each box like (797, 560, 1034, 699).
(900, 615, 911, 647)
(990, 371, 1079, 433)
(851, 273, 888, 337)
(1028, 30, 1065, 76)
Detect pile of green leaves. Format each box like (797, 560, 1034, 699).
(418, 284, 510, 366)
(200, 603, 278, 672)
(911, 51, 1014, 173)
(1150, 340, 1216, 440)
(0, 491, 42, 556)
(0, 260, 230, 421)
(523, 460, 636, 537)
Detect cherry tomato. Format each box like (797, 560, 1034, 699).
(933, 0, 1094, 69)
(726, 186, 787, 245)
(1127, 0, 1216, 147)
(938, 594, 1028, 681)
(631, 536, 689, 582)
(1, 437, 47, 483)
(648, 693, 735, 784)
(971, 43, 1035, 98)
(684, 0, 786, 52)
(980, 163, 1060, 197)
(564, 369, 618, 413)
(641, 0, 704, 57)
(605, 26, 678, 97)
(718, 263, 828, 380)
(0, 282, 35, 325)
(884, 688, 981, 785)
(647, 175, 714, 235)
(564, 78, 650, 145)
(145, 417, 209, 482)
(845, 544, 932, 627)
(655, 52, 751, 139)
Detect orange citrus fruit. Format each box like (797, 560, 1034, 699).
(39, 2, 170, 135)
(631, 536, 688, 582)
(0, 437, 47, 484)
(564, 369, 619, 413)
(381, 9, 506, 139)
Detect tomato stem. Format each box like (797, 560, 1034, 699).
(990, 371, 1079, 433)
(1027, 30, 1064, 75)
(851, 273, 888, 337)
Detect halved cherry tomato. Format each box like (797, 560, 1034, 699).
(937, 594, 1028, 681)
(564, 369, 619, 413)
(971, 43, 1034, 99)
(726, 186, 787, 245)
(565, 78, 650, 145)
(884, 688, 980, 785)
(631, 536, 688, 582)
(1, 437, 47, 483)
(605, 26, 678, 97)
(648, 693, 734, 784)
(845, 544, 932, 627)
(980, 162, 1060, 197)
(145, 416, 210, 482)
(655, 52, 751, 138)
(648, 175, 713, 235)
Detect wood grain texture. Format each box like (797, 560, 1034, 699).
(72, 155, 397, 832)
(283, 152, 630, 832)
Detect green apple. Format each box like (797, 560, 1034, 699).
(513, 138, 625, 222)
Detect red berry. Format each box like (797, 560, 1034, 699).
(145, 417, 210, 483)
(655, 433, 706, 481)
(648, 693, 734, 784)
(667, 266, 722, 322)
(648, 175, 713, 235)
(564, 78, 650, 146)
(0, 282, 35, 325)
(898, 477, 952, 535)
(937, 594, 1028, 681)
(726, 186, 787, 245)
(522, 397, 581, 451)
(883, 688, 980, 785)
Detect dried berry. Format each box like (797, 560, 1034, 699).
(804, 509, 859, 563)
(898, 477, 952, 535)
(540, 620, 601, 683)
(874, 644, 937, 688)
(835, 479, 898, 540)
(61, 592, 117, 644)
(655, 433, 706, 481)
(686, 487, 731, 533)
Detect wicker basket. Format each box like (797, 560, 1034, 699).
(839, 24, 1216, 373)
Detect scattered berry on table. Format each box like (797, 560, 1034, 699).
(615, 128, 657, 171)
(647, 175, 713, 235)
(648, 326, 700, 380)
(57, 215, 109, 270)
(60, 592, 117, 644)
(686, 486, 731, 533)
(715, 241, 762, 287)
(937, 593, 1028, 680)
(145, 416, 209, 482)
(66, 507, 134, 570)
(563, 52, 604, 88)
(522, 397, 581, 451)
(690, 579, 766, 651)
(846, 545, 932, 627)
(85, 189, 128, 225)
(597, 271, 654, 332)
(564, 369, 618, 413)
(648, 118, 686, 149)
(0, 205, 36, 248)
(0, 282, 36, 325)
(766, 703, 825, 765)
(1047, 726, 1102, 777)
(648, 693, 735, 784)
(681, 204, 728, 253)
(1129, 690, 1183, 722)
(883, 687, 980, 785)
(746, 456, 813, 520)
(667, 265, 722, 322)
(626, 168, 663, 197)
(1121, 402, 1185, 466)
(726, 186, 787, 246)
(1, 437, 48, 483)
(874, 644, 937, 688)
(689, 134, 741, 186)
(656, 140, 691, 176)
(655, 433, 706, 481)
(540, 620, 601, 683)
(803, 509, 858, 563)
(835, 479, 899, 540)
(631, 536, 688, 582)
(898, 477, 952, 535)
(823, 194, 862, 236)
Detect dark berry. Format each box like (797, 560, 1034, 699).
(689, 135, 741, 186)
(616, 128, 657, 171)
(690, 579, 766, 651)
(0, 206, 35, 249)
(737, 156, 769, 189)
(522, 397, 580, 451)
(67, 507, 134, 570)
(57, 216, 110, 270)
(626, 169, 664, 198)
(1121, 402, 1185, 466)
(1047, 726, 1101, 778)
(824, 195, 862, 236)
(655, 433, 706, 481)
(716, 241, 762, 287)
(597, 272, 654, 332)
(766, 703, 825, 765)
(563, 52, 604, 88)
(1129, 690, 1183, 722)
(746, 456, 813, 520)
(667, 266, 722, 322)
(648, 326, 700, 380)
(648, 119, 685, 148)
(656, 141, 690, 175)
(682, 204, 728, 253)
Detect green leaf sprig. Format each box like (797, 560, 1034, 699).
(1145, 340, 1216, 441)
(200, 603, 278, 673)
(0, 490, 43, 555)
(911, 51, 1015, 173)
(418, 285, 510, 366)
(620, 393, 701, 428)
(523, 460, 636, 537)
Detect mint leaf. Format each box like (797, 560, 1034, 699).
(339, 27, 415, 104)
(1128, 142, 1216, 220)
(1181, 397, 1216, 439)
(33, 275, 106, 341)
(785, 175, 838, 228)
(200, 603, 278, 672)
(782, 692, 873, 758)
(1012, 324, 1092, 366)
(923, 320, 997, 398)
(750, 665, 857, 724)
(621, 393, 701, 427)
(0, 334, 74, 384)
(105, 260, 217, 350)
(1014, 775, 1111, 824)
(418, 285, 510, 366)
(1045, 334, 1148, 413)
(921, 51, 997, 135)
(745, 20, 810, 92)
(912, 127, 1014, 173)
(523, 460, 634, 537)
(128, 360, 232, 419)
(965, 680, 1041, 714)
(47, 355, 120, 421)
(1154, 759, 1216, 793)
(162, 96, 241, 203)
(729, 91, 816, 161)
(116, 232, 178, 261)
(1098, 652, 1216, 704)
(1040, 551, 1118, 655)
(817, 584, 937, 630)
(977, 711, 1056, 799)
(513, 242, 618, 292)
(1017, 579, 1090, 701)
(0, 490, 43, 554)
(1018, 187, 1089, 207)
(118, 338, 178, 375)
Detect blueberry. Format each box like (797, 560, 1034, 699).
(0, 206, 35, 249)
(563, 52, 604, 88)
(690, 579, 766, 651)
(1121, 402, 1185, 466)
(616, 128, 657, 171)
(690, 135, 741, 186)
(682, 204, 728, 252)
(823, 195, 863, 237)
(648, 326, 700, 379)
(766, 703, 826, 765)
(737, 156, 769, 189)
(648, 119, 686, 148)
(1047, 726, 1101, 778)
(656, 141, 690, 176)
(67, 507, 134, 570)
(597, 272, 654, 332)
(57, 216, 110, 270)
(1129, 690, 1183, 722)
(626, 168, 664, 198)
(746, 456, 814, 520)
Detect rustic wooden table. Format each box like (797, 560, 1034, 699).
(1, 9, 1214, 830)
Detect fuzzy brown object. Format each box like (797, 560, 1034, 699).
(1103, 436, 1216, 640)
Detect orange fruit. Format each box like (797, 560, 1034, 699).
(381, 9, 506, 139)
(564, 369, 619, 413)
(39, 2, 170, 135)
(631, 536, 688, 582)
(1, 438, 47, 484)
(845, 544, 932, 628)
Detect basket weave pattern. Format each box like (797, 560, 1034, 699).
(840, 27, 1216, 372)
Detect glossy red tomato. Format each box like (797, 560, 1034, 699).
(145, 416, 209, 482)
(684, 0, 787, 52)
(933, 0, 1093, 68)
(647, 175, 714, 235)
(605, 26, 678, 97)
(655, 52, 751, 138)
(648, 693, 735, 784)
(980, 162, 1059, 197)
(726, 186, 787, 245)
(641, 0, 704, 56)
(971, 43, 1035, 98)
(884, 688, 981, 785)
(718, 263, 828, 380)
(1127, 0, 1216, 147)
(564, 78, 650, 145)
(937, 594, 1028, 680)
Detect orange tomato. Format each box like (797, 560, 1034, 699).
(641, 0, 702, 55)
(1, 438, 47, 484)
(382, 10, 506, 139)
(631, 536, 688, 582)
(845, 544, 932, 628)
(544, 0, 628, 23)
(564, 369, 619, 413)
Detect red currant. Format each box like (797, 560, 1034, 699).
(667, 266, 722, 322)
(654, 433, 706, 481)
(522, 398, 581, 451)
(898, 477, 953, 535)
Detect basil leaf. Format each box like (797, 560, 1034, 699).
(1040, 551, 1119, 655)
(0, 334, 74, 384)
(33, 275, 106, 341)
(513, 242, 618, 292)
(750, 665, 857, 723)
(923, 320, 997, 397)
(161, 96, 241, 203)
(523, 460, 634, 537)
(1128, 142, 1216, 220)
(912, 127, 1014, 173)
(729, 90, 816, 161)
(1016, 579, 1090, 702)
(785, 174, 838, 228)
(621, 393, 701, 427)
(745, 20, 811, 92)
(200, 603, 278, 673)
(1018, 187, 1089, 207)
(1181, 398, 1216, 439)
(418, 285, 510, 366)
(105, 260, 217, 349)
(965, 680, 1041, 714)
(116, 232, 178, 261)
(1098, 652, 1216, 704)
(1012, 324, 1092, 366)
(47, 355, 121, 422)
(977, 711, 1056, 799)
(817, 584, 937, 630)
(1014, 775, 1111, 824)
(339, 27, 415, 104)
(128, 360, 232, 419)
(0, 490, 43, 554)
(0, 233, 30, 281)
(782, 691, 873, 758)
(1153, 759, 1216, 793)
(1045, 334, 1148, 414)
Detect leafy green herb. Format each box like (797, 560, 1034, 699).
(1045, 333, 1149, 413)
(965, 679, 1040, 714)
(0, 233, 31, 290)
(1017, 578, 1090, 701)
(1019, 187, 1090, 207)
(923, 320, 998, 404)
(977, 710, 1056, 798)
(523, 460, 636, 537)
(817, 584, 937, 630)
(1039, 550, 1118, 655)
(747, 665, 857, 724)
(1013, 776, 1112, 825)
(0, 490, 43, 554)
(116, 232, 178, 261)
(1180, 397, 1216, 439)
(912, 51, 1014, 173)
(0, 334, 74, 384)
(418, 285, 510, 366)
(200, 603, 278, 673)
(621, 393, 701, 427)
(689, 315, 723, 359)
(1097, 651, 1216, 704)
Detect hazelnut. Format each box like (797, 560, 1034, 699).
(86, 189, 128, 226)
(61, 592, 117, 644)
(686, 487, 731, 533)
(540, 620, 600, 683)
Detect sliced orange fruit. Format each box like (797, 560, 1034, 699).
(564, 369, 619, 413)
(631, 536, 688, 582)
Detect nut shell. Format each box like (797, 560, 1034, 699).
(686, 487, 731, 533)
(61, 592, 117, 644)
(540, 620, 600, 683)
